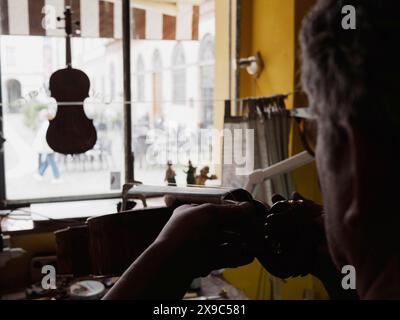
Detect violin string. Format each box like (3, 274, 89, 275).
(0, 99, 249, 107)
(0, 92, 296, 107)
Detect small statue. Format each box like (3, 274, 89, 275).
(184, 160, 197, 186)
(165, 161, 177, 186)
(195, 166, 217, 186)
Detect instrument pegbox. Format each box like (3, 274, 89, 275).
(56, 7, 81, 36)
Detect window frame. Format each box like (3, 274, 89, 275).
(0, 40, 6, 204)
(0, 0, 240, 209)
(199, 34, 215, 128)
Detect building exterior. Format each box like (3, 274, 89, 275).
(1, 0, 215, 131)
(0, 0, 217, 198)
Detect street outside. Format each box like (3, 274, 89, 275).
(3, 113, 213, 200)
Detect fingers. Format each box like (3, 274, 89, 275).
(215, 202, 268, 237)
(164, 195, 207, 209)
(222, 189, 254, 202)
(272, 191, 307, 203)
(170, 201, 268, 257)
(164, 195, 184, 209)
(217, 229, 241, 244)
(164, 194, 227, 209)
(172, 201, 261, 225)
(290, 191, 306, 201)
(195, 242, 255, 277)
(272, 194, 286, 204)
(170, 202, 258, 238)
(210, 242, 255, 271)
(186, 202, 253, 226)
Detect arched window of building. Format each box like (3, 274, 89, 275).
(136, 55, 145, 102)
(152, 50, 163, 119)
(6, 79, 22, 112)
(172, 43, 186, 105)
(199, 34, 215, 128)
(153, 50, 162, 72)
(109, 62, 116, 100)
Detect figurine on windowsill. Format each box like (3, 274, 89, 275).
(165, 161, 177, 186)
(195, 166, 217, 186)
(184, 160, 197, 186)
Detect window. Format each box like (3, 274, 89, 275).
(152, 50, 163, 120)
(153, 50, 162, 72)
(172, 43, 186, 105)
(136, 55, 145, 102)
(0, 0, 236, 202)
(199, 34, 215, 128)
(5, 46, 16, 67)
(0, 36, 125, 200)
(6, 79, 22, 112)
(109, 62, 116, 101)
(131, 0, 230, 187)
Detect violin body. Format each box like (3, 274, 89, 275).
(46, 6, 97, 155)
(47, 67, 97, 154)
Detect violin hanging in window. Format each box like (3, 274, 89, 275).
(46, 6, 97, 155)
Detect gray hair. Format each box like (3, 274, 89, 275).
(300, 0, 400, 138)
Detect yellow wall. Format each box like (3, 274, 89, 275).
(239, 0, 295, 107)
(223, 0, 328, 300)
(213, 0, 235, 178)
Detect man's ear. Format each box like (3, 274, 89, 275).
(341, 120, 366, 227)
(340, 120, 400, 289)
(341, 120, 383, 227)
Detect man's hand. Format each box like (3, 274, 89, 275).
(155, 201, 266, 277)
(104, 200, 266, 299)
(257, 192, 326, 279)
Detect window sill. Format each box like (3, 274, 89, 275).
(1, 197, 166, 235)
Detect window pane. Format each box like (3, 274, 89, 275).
(0, 36, 124, 200)
(131, 0, 219, 187)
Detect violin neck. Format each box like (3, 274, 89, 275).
(64, 6, 73, 68)
(66, 35, 72, 67)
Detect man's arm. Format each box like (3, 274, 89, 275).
(103, 239, 194, 300)
(104, 203, 256, 300)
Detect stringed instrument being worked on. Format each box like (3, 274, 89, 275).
(54, 186, 325, 280)
(55, 187, 268, 276)
(46, 6, 97, 155)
